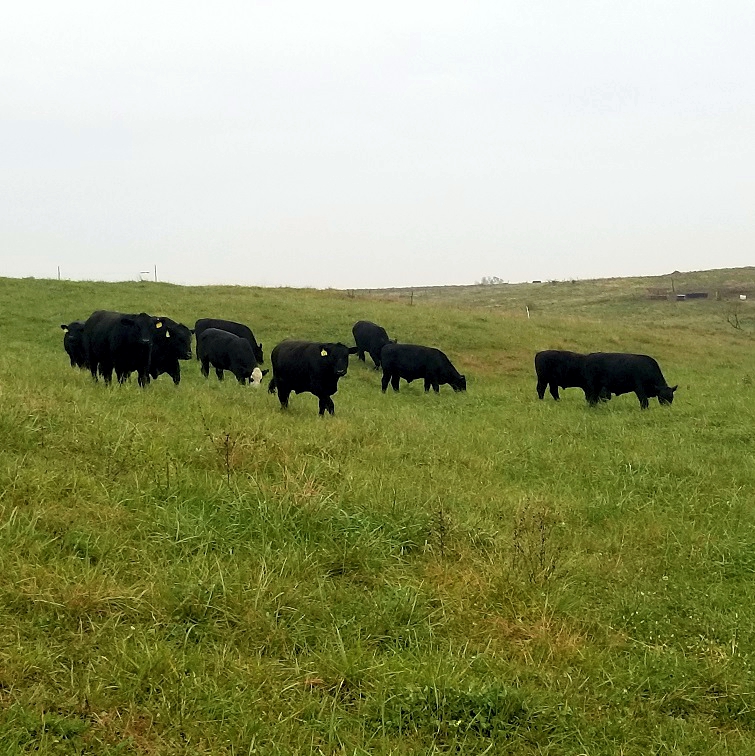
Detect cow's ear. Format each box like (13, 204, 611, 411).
(60, 324, 68, 331)
(348, 346, 359, 354)
(670, 385, 678, 393)
(261, 369, 269, 376)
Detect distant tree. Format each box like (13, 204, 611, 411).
(478, 275, 506, 285)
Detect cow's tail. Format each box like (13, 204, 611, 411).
(267, 376, 277, 394)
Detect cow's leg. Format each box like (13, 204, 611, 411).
(318, 396, 334, 415)
(381, 371, 390, 393)
(370, 351, 381, 369)
(433, 382, 440, 393)
(424, 377, 432, 392)
(137, 369, 150, 388)
(215, 368, 224, 381)
(358, 349, 365, 362)
(632, 377, 650, 409)
(391, 374, 400, 392)
(585, 385, 599, 406)
(200, 358, 210, 378)
(100, 361, 113, 386)
(278, 385, 291, 408)
(171, 368, 180, 385)
(536, 378, 547, 399)
(584, 375, 602, 406)
(549, 383, 560, 400)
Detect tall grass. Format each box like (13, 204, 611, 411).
(0, 273, 754, 753)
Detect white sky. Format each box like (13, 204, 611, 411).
(1, 1, 753, 288)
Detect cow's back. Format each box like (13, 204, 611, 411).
(194, 318, 263, 361)
(271, 341, 318, 388)
(535, 350, 587, 387)
(199, 328, 252, 360)
(195, 318, 253, 342)
(587, 353, 661, 385)
(382, 344, 439, 375)
(353, 320, 389, 345)
(84, 311, 122, 353)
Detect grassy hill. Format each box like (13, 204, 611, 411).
(1, 270, 754, 754)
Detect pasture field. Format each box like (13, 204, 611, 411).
(1, 271, 754, 755)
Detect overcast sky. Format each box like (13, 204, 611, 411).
(2, 1, 753, 288)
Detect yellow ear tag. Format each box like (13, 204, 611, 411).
(156, 321, 163, 329)
(321, 349, 328, 357)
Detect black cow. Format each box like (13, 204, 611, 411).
(60, 321, 87, 368)
(583, 352, 677, 409)
(268, 340, 356, 415)
(380, 344, 466, 393)
(149, 317, 193, 385)
(83, 310, 163, 387)
(193, 318, 263, 364)
(197, 328, 268, 385)
(352, 320, 396, 369)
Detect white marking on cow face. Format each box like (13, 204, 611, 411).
(250, 367, 263, 387)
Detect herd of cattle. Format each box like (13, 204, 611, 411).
(60, 310, 676, 414)
(60, 312, 466, 415)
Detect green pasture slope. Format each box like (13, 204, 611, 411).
(1, 269, 754, 754)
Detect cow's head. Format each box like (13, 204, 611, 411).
(250, 367, 270, 387)
(121, 313, 159, 345)
(452, 374, 467, 392)
(151, 317, 192, 359)
(321, 343, 351, 377)
(254, 343, 264, 364)
(658, 384, 678, 405)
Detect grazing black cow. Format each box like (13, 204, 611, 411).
(60, 321, 87, 368)
(193, 318, 263, 364)
(380, 344, 466, 393)
(197, 328, 268, 385)
(268, 340, 356, 415)
(83, 310, 163, 387)
(535, 350, 596, 401)
(352, 320, 396, 369)
(148, 317, 193, 385)
(583, 352, 677, 409)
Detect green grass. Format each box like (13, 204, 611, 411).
(1, 271, 754, 754)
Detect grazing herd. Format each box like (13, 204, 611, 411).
(61, 310, 676, 413)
